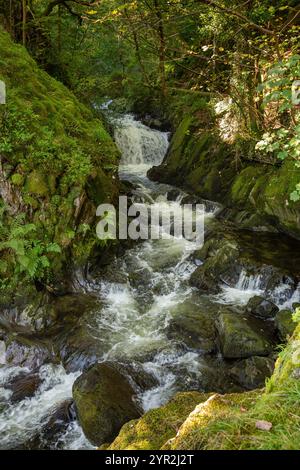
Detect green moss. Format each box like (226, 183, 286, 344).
(231, 166, 263, 205)
(108, 392, 211, 450)
(11, 173, 24, 186)
(0, 26, 120, 284)
(109, 323, 300, 450)
(25, 171, 49, 197)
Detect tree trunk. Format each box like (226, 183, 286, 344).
(22, 0, 27, 46)
(153, 0, 167, 99)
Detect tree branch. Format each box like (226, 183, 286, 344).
(196, 0, 276, 37)
(43, 0, 100, 17)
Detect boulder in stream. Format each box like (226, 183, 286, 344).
(72, 362, 142, 446)
(216, 312, 272, 359)
(246, 296, 279, 320)
(166, 301, 216, 352)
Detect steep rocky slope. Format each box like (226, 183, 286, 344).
(0, 27, 120, 297)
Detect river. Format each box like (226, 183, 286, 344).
(0, 114, 299, 449)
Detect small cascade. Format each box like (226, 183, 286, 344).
(216, 270, 264, 306)
(274, 282, 300, 310)
(236, 271, 263, 291)
(114, 115, 169, 166)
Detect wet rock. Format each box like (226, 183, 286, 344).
(5, 337, 54, 369)
(190, 237, 240, 293)
(145, 239, 184, 271)
(0, 340, 5, 364)
(112, 361, 158, 391)
(275, 309, 296, 341)
(166, 302, 216, 352)
(55, 323, 103, 372)
(4, 371, 42, 403)
(73, 362, 141, 446)
(190, 230, 298, 298)
(216, 312, 272, 359)
(246, 296, 279, 320)
(0, 292, 100, 337)
(229, 356, 275, 390)
(129, 267, 153, 299)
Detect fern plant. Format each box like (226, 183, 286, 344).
(0, 210, 61, 281)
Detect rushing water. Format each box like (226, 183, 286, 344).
(0, 114, 299, 450)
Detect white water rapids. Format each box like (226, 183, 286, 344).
(0, 114, 299, 450)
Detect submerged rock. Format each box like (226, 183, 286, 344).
(216, 313, 271, 359)
(246, 296, 279, 320)
(72, 362, 141, 446)
(275, 310, 296, 341)
(20, 399, 76, 450)
(4, 371, 42, 403)
(229, 356, 275, 390)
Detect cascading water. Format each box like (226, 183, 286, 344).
(0, 113, 299, 450)
(114, 115, 169, 166)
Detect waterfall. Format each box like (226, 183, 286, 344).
(236, 271, 263, 291)
(216, 270, 264, 306)
(114, 115, 169, 166)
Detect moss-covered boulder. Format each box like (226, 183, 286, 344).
(190, 236, 240, 292)
(275, 309, 296, 341)
(72, 362, 141, 446)
(166, 301, 216, 352)
(216, 312, 271, 359)
(246, 296, 279, 320)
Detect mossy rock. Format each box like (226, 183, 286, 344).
(275, 309, 296, 341)
(216, 312, 272, 359)
(228, 356, 275, 390)
(11, 173, 24, 187)
(163, 390, 260, 450)
(166, 301, 216, 352)
(0, 26, 120, 285)
(108, 391, 211, 450)
(73, 362, 141, 446)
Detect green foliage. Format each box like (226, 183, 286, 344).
(255, 55, 300, 200)
(292, 308, 300, 324)
(0, 207, 61, 282)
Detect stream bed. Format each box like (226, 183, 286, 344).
(0, 114, 300, 449)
